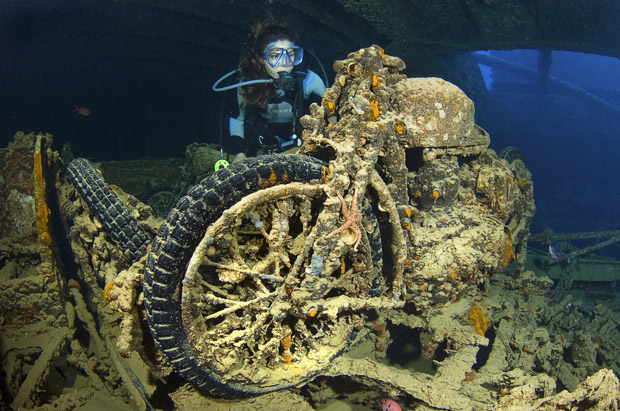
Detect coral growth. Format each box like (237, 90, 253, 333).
(372, 321, 387, 338)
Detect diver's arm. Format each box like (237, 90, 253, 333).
(303, 70, 326, 100)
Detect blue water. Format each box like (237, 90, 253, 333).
(476, 50, 620, 257)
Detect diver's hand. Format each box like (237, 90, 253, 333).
(232, 152, 247, 163)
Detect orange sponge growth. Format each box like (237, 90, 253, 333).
(468, 304, 489, 336)
(326, 100, 336, 114)
(497, 228, 514, 271)
(33, 135, 51, 246)
(370, 100, 379, 119)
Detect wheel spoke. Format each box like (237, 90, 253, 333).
(201, 291, 277, 320)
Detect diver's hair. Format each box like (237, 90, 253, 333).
(239, 18, 298, 107)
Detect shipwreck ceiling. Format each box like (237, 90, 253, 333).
(2, 0, 619, 158)
(4, 0, 620, 80)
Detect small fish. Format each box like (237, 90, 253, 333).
(73, 106, 91, 116)
(382, 399, 402, 411)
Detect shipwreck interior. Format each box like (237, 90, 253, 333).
(1, 1, 620, 410)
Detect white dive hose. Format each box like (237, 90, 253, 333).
(212, 69, 273, 92)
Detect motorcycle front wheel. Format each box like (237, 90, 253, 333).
(143, 154, 382, 398)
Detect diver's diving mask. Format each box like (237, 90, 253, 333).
(265, 45, 303, 68)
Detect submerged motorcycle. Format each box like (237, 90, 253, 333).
(66, 45, 534, 398)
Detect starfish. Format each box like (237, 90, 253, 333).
(326, 188, 363, 251)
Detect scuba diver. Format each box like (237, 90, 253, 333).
(213, 19, 326, 166)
